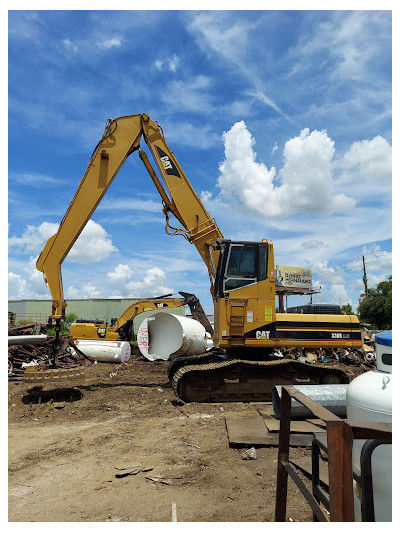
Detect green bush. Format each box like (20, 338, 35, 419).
(358, 276, 392, 330)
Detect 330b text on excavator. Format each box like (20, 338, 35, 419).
(36, 113, 362, 402)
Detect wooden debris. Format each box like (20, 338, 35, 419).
(225, 410, 271, 446)
(114, 465, 153, 478)
(145, 464, 200, 485)
(261, 414, 323, 434)
(224, 409, 320, 447)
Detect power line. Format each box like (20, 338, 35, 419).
(313, 256, 392, 283)
(312, 247, 392, 273)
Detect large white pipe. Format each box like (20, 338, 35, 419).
(272, 384, 348, 419)
(8, 335, 48, 346)
(73, 340, 131, 363)
(137, 313, 207, 361)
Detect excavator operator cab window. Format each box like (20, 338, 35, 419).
(215, 241, 269, 297)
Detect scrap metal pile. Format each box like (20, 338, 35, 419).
(8, 323, 37, 337)
(270, 332, 377, 373)
(8, 331, 92, 382)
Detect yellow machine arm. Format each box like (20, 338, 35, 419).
(110, 297, 184, 333)
(36, 113, 223, 321)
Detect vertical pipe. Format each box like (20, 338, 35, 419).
(326, 420, 355, 521)
(362, 255, 368, 297)
(274, 386, 292, 522)
(278, 293, 284, 313)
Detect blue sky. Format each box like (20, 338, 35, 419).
(8, 9, 392, 315)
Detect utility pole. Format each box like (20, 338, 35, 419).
(362, 255, 368, 297)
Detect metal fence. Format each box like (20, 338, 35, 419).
(8, 312, 49, 325)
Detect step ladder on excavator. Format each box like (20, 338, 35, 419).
(228, 299, 247, 347)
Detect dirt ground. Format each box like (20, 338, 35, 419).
(9, 354, 320, 523)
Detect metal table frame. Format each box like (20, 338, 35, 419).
(274, 385, 392, 522)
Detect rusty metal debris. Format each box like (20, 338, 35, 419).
(8, 323, 37, 336)
(8, 330, 92, 382)
(271, 344, 376, 372)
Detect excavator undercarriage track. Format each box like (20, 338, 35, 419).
(169, 356, 351, 403)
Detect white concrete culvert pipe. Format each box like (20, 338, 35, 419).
(137, 313, 208, 361)
(72, 340, 131, 363)
(8, 335, 48, 346)
(272, 384, 349, 419)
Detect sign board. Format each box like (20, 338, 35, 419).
(275, 265, 312, 289)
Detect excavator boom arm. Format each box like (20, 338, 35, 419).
(36, 113, 223, 320)
(111, 297, 185, 333)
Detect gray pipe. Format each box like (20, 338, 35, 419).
(272, 384, 348, 419)
(8, 335, 48, 346)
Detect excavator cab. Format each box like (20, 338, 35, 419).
(212, 239, 276, 350)
(213, 240, 271, 299)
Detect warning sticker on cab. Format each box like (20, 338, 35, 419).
(265, 306, 273, 322)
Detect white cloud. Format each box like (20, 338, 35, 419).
(301, 240, 328, 250)
(327, 12, 390, 81)
(62, 38, 78, 53)
(346, 245, 392, 278)
(310, 279, 353, 308)
(107, 263, 134, 285)
(362, 245, 392, 275)
(8, 257, 53, 300)
(68, 220, 118, 264)
(293, 12, 391, 82)
(168, 53, 179, 72)
(188, 12, 288, 120)
(163, 121, 220, 150)
(106, 264, 173, 297)
(8, 272, 28, 299)
(330, 284, 352, 307)
(212, 121, 356, 218)
(66, 283, 103, 299)
(312, 260, 345, 286)
(154, 53, 179, 72)
(161, 76, 213, 113)
(189, 12, 252, 63)
(9, 222, 59, 254)
(8, 11, 45, 42)
(97, 37, 122, 49)
(9, 220, 118, 264)
(9, 170, 60, 186)
(337, 136, 392, 182)
(98, 198, 160, 212)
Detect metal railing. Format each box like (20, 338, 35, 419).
(8, 312, 49, 325)
(274, 385, 392, 522)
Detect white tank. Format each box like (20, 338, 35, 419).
(137, 313, 207, 361)
(74, 340, 131, 363)
(346, 330, 392, 522)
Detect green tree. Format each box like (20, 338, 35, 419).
(358, 276, 392, 329)
(341, 304, 354, 315)
(64, 313, 78, 325)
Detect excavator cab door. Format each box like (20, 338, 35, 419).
(214, 241, 275, 347)
(214, 241, 269, 299)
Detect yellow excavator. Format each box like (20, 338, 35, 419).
(69, 296, 184, 341)
(36, 113, 362, 401)
(69, 291, 213, 341)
